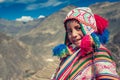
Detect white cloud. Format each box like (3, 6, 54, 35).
(53, 1, 63, 6)
(0, 0, 37, 3)
(16, 16, 33, 22)
(26, 0, 64, 10)
(0, 0, 5, 3)
(26, 3, 39, 10)
(38, 15, 45, 19)
(40, 0, 63, 7)
(15, 0, 36, 4)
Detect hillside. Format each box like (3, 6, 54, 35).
(0, 32, 45, 79)
(19, 1, 120, 79)
(0, 18, 45, 37)
(90, 1, 120, 35)
(0, 1, 119, 80)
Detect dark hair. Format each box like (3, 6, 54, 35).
(64, 18, 79, 30)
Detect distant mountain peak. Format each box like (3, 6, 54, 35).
(91, 1, 119, 8)
(61, 5, 76, 11)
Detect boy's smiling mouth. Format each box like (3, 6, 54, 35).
(73, 38, 81, 44)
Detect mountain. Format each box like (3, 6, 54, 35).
(0, 1, 120, 80)
(19, 1, 120, 79)
(90, 1, 120, 35)
(0, 18, 45, 37)
(19, 5, 76, 55)
(0, 32, 46, 79)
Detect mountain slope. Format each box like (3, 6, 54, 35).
(90, 1, 120, 34)
(19, 2, 120, 79)
(0, 1, 119, 80)
(0, 32, 45, 80)
(0, 18, 45, 37)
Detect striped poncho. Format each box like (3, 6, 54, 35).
(52, 45, 120, 80)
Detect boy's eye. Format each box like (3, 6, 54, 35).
(75, 26, 81, 31)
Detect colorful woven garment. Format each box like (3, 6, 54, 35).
(51, 7, 120, 80)
(52, 45, 119, 80)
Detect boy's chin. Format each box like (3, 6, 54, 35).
(74, 43, 81, 48)
(76, 45, 80, 48)
(73, 42, 81, 48)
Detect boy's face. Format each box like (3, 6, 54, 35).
(66, 20, 84, 47)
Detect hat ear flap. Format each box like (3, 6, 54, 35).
(64, 32, 72, 46)
(94, 14, 109, 34)
(64, 33, 68, 45)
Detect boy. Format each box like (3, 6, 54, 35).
(52, 7, 120, 80)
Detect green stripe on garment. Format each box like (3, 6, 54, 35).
(96, 49, 108, 52)
(95, 50, 113, 60)
(69, 56, 92, 78)
(68, 54, 113, 78)
(94, 55, 113, 60)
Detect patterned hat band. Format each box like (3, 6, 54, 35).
(64, 17, 97, 32)
(64, 7, 97, 34)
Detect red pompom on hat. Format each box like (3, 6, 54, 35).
(80, 35, 94, 56)
(94, 14, 109, 34)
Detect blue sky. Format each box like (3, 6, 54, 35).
(0, 0, 119, 21)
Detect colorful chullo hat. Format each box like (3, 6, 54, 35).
(64, 7, 97, 34)
(64, 7, 109, 56)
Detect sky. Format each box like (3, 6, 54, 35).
(0, 0, 119, 22)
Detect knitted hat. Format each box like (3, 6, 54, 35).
(64, 7, 97, 34)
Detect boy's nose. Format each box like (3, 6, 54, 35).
(72, 30, 77, 38)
